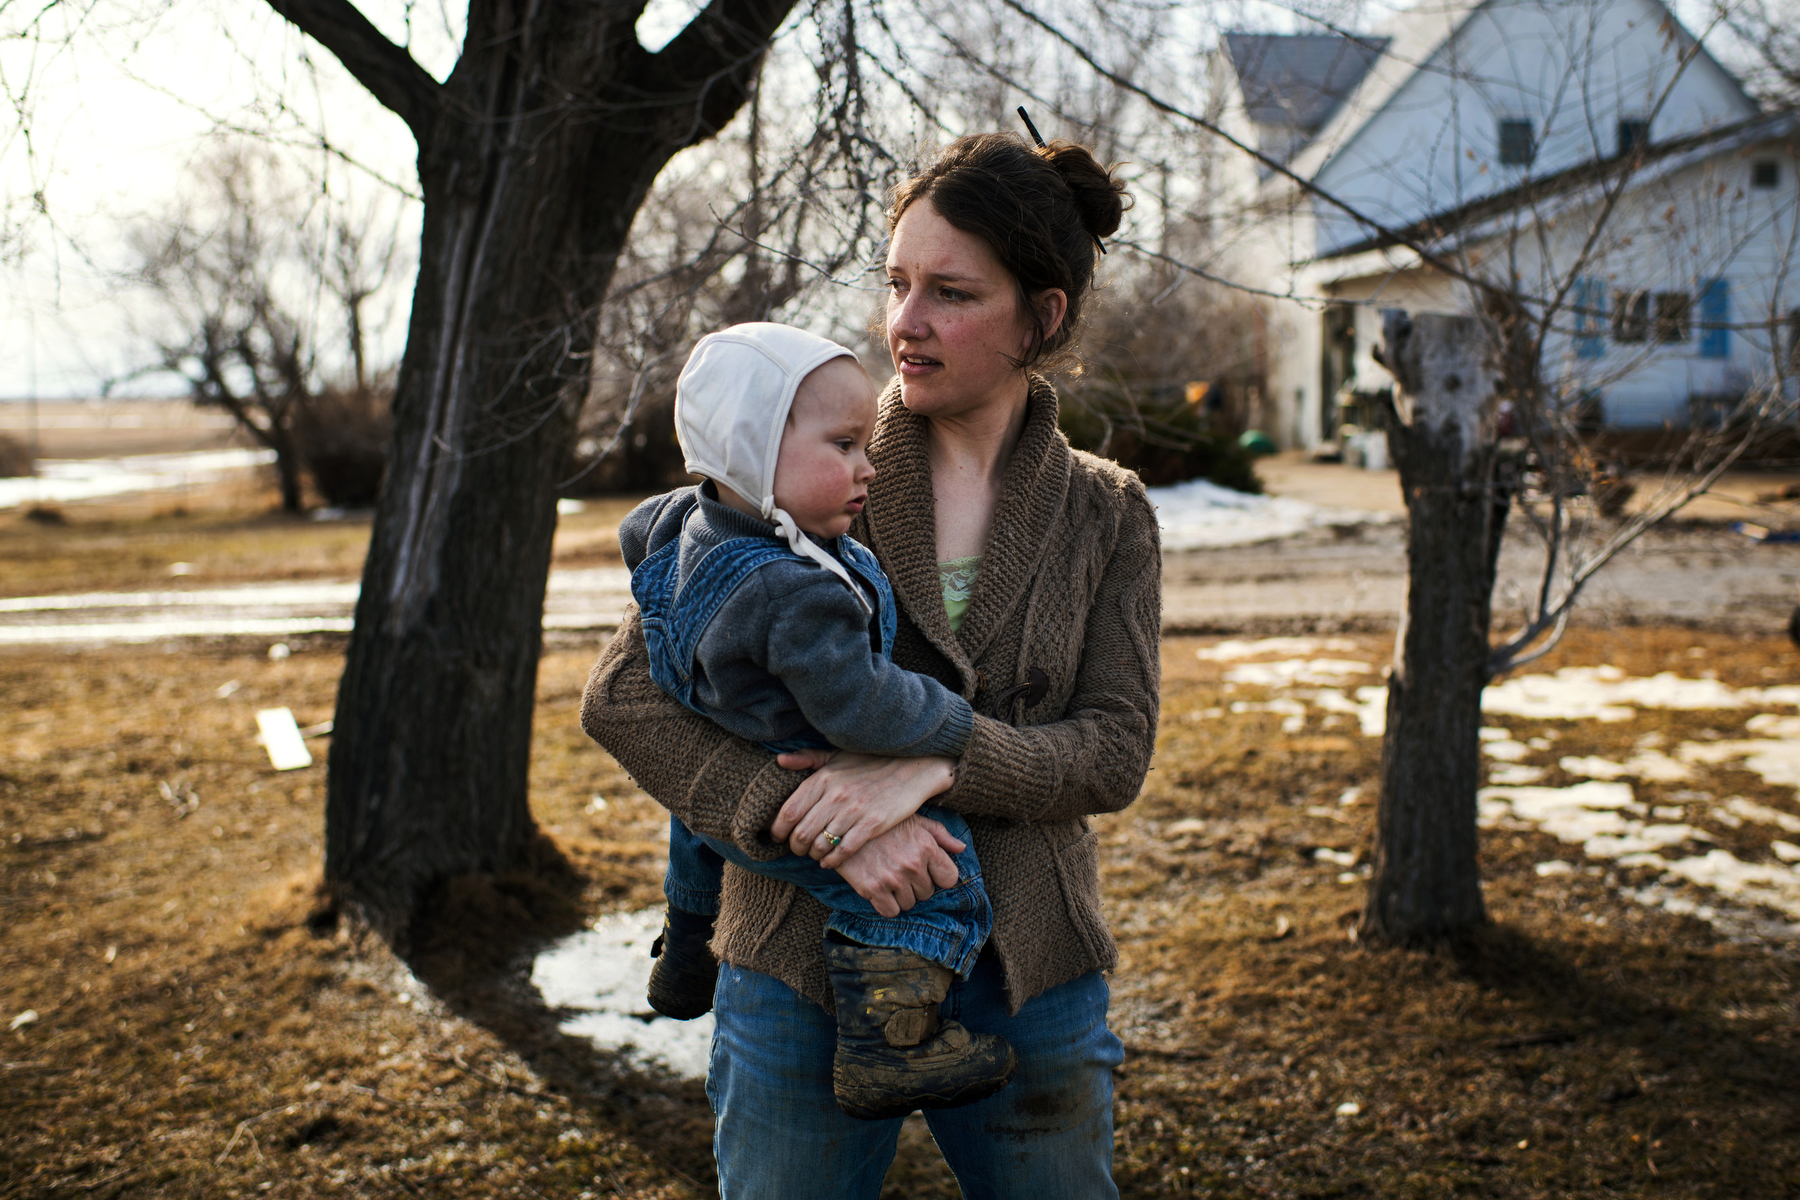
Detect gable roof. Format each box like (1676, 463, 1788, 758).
(1311, 108, 1800, 262)
(1222, 33, 1390, 135)
(1281, 0, 1488, 182)
(1279, 0, 1759, 184)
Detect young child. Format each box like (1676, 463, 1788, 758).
(618, 322, 1014, 1121)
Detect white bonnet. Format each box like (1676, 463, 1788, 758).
(674, 322, 858, 518)
(672, 322, 871, 612)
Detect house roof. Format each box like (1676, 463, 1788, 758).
(1274, 0, 1759, 186)
(1281, 0, 1489, 182)
(1311, 108, 1800, 262)
(1221, 33, 1389, 134)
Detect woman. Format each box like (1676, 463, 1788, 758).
(581, 130, 1161, 1197)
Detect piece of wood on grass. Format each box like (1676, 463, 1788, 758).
(256, 708, 313, 771)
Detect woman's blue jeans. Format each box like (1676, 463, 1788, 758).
(664, 807, 992, 976)
(706, 953, 1123, 1199)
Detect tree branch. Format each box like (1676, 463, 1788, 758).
(262, 0, 442, 142)
(643, 0, 802, 149)
(995, 0, 1504, 301)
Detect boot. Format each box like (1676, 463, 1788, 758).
(646, 908, 719, 1020)
(824, 936, 1017, 1120)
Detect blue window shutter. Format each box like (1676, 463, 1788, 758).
(1574, 277, 1606, 359)
(1699, 278, 1730, 359)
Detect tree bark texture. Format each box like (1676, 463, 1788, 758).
(1360, 311, 1507, 943)
(265, 0, 801, 931)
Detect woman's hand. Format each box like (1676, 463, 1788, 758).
(833, 815, 965, 917)
(770, 751, 956, 868)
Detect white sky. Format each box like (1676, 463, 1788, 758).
(0, 0, 1743, 401)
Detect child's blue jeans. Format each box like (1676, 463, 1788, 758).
(664, 805, 991, 977)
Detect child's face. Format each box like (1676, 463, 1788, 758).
(773, 357, 878, 539)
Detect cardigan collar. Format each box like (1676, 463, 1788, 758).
(861, 374, 1073, 694)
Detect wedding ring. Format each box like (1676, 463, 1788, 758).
(824, 831, 843, 847)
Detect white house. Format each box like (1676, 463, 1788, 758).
(1212, 0, 1798, 449)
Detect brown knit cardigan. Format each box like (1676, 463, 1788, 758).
(580, 375, 1162, 1014)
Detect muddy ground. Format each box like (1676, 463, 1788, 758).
(3, 451, 1799, 1197)
(5, 618, 1799, 1199)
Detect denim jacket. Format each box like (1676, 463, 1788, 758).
(621, 485, 973, 759)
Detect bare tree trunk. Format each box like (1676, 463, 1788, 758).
(270, 430, 305, 513)
(310, 0, 799, 934)
(1360, 311, 1507, 943)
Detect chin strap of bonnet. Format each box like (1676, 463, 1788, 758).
(767, 502, 874, 618)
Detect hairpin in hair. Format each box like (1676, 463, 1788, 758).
(1018, 105, 1107, 254)
(1017, 106, 1047, 149)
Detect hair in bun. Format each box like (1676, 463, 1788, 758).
(887, 132, 1131, 370)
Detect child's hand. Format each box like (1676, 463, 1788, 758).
(775, 748, 835, 772)
(769, 752, 957, 868)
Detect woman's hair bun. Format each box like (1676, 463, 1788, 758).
(886, 131, 1134, 371)
(1039, 140, 1130, 240)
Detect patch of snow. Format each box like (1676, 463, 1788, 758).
(1483, 781, 1800, 922)
(1196, 637, 1359, 661)
(1559, 751, 1691, 783)
(0, 567, 635, 644)
(1479, 781, 1648, 851)
(1534, 861, 1574, 877)
(0, 583, 361, 613)
(1483, 668, 1800, 722)
(1678, 741, 1800, 791)
(0, 449, 277, 509)
(1478, 727, 1511, 742)
(1307, 688, 1388, 738)
(1482, 739, 1531, 762)
(1228, 698, 1307, 716)
(1488, 764, 1547, 784)
(1223, 659, 1373, 687)
(1147, 478, 1392, 550)
(1746, 714, 1800, 738)
(529, 910, 713, 1080)
(1658, 850, 1800, 919)
(1721, 796, 1800, 834)
(0, 617, 357, 643)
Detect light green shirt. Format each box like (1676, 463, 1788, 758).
(939, 555, 981, 633)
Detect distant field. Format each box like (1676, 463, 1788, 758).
(0, 399, 249, 459)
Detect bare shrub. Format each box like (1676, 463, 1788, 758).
(290, 386, 391, 508)
(0, 433, 33, 477)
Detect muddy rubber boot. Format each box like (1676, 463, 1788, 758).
(646, 908, 719, 1020)
(824, 937, 1017, 1120)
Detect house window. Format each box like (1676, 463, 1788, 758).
(1753, 159, 1781, 189)
(1572, 277, 1607, 358)
(1698, 278, 1731, 359)
(1612, 290, 1649, 343)
(1653, 292, 1691, 343)
(1617, 118, 1651, 158)
(1498, 119, 1535, 166)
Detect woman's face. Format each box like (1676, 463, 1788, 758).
(885, 201, 1051, 421)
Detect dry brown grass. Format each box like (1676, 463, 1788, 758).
(4, 614, 1798, 1196)
(0, 494, 643, 599)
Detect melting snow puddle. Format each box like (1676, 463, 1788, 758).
(0, 448, 277, 509)
(1482, 666, 1800, 721)
(1204, 643, 1800, 930)
(1480, 781, 1800, 923)
(0, 568, 633, 643)
(1146, 480, 1393, 550)
(530, 910, 712, 1080)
